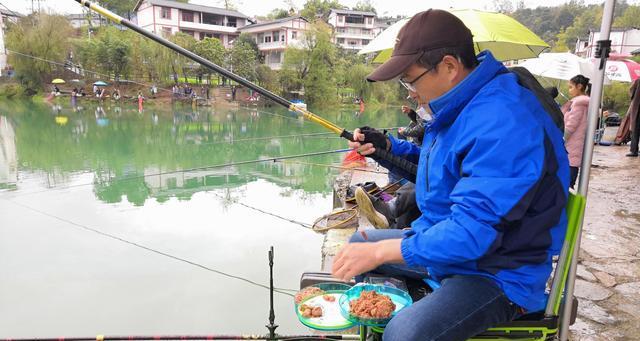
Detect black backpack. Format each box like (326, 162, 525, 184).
(509, 66, 565, 132)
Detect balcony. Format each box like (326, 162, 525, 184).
(335, 31, 375, 39)
(180, 20, 237, 33)
(258, 41, 287, 50)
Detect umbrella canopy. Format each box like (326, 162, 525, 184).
(519, 52, 611, 84)
(51, 78, 65, 84)
(361, 9, 549, 63)
(603, 59, 640, 82)
(93, 81, 108, 86)
(70, 79, 84, 83)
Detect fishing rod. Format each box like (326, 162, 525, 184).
(73, 0, 418, 179)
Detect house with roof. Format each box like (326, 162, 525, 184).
(238, 16, 309, 70)
(327, 8, 376, 51)
(576, 27, 640, 58)
(133, 0, 252, 47)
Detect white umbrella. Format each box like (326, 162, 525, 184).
(519, 52, 611, 84)
(359, 18, 408, 55)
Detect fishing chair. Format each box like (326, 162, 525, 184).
(358, 192, 586, 341)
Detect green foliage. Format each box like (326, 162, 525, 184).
(5, 14, 73, 91)
(300, 0, 346, 20)
(99, 0, 137, 17)
(0, 83, 25, 98)
(229, 42, 257, 81)
(603, 82, 632, 114)
(353, 0, 376, 13)
(194, 37, 225, 79)
(255, 64, 279, 93)
(300, 21, 338, 107)
(235, 32, 260, 59)
(267, 8, 291, 19)
(614, 5, 640, 28)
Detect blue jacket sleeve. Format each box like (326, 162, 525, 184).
(376, 134, 421, 182)
(400, 108, 546, 267)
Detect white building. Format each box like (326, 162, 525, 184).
(576, 28, 640, 58)
(327, 9, 376, 51)
(1, 8, 22, 74)
(134, 0, 252, 47)
(238, 16, 309, 70)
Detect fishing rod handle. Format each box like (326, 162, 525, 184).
(340, 130, 418, 178)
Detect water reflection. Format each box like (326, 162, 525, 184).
(0, 100, 405, 337)
(0, 116, 17, 189)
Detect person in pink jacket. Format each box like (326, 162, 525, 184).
(562, 74, 591, 188)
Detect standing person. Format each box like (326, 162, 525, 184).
(332, 10, 569, 341)
(624, 78, 640, 156)
(562, 75, 591, 188)
(137, 91, 144, 113)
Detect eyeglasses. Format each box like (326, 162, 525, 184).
(399, 63, 439, 92)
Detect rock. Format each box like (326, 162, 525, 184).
(577, 264, 597, 281)
(574, 279, 613, 301)
(593, 271, 616, 287)
(570, 317, 598, 336)
(577, 300, 616, 324)
(581, 261, 640, 278)
(617, 303, 640, 317)
(615, 281, 640, 297)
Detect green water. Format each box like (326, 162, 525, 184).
(0, 99, 405, 337)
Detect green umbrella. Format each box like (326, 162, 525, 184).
(361, 9, 549, 63)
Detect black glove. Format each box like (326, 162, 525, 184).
(407, 109, 418, 123)
(359, 126, 389, 151)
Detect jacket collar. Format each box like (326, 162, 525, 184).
(426, 51, 506, 132)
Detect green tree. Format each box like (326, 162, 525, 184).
(194, 37, 225, 83)
(255, 64, 279, 93)
(301, 20, 338, 106)
(5, 14, 73, 91)
(228, 41, 257, 81)
(100, 0, 137, 18)
(169, 32, 198, 82)
(267, 8, 291, 19)
(614, 5, 640, 28)
(300, 0, 346, 21)
(353, 0, 376, 14)
(235, 32, 260, 60)
(555, 5, 602, 51)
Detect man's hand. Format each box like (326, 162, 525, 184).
(401, 105, 412, 114)
(332, 239, 404, 282)
(347, 127, 390, 156)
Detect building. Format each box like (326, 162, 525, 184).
(576, 28, 640, 58)
(1, 8, 23, 73)
(327, 9, 376, 51)
(238, 16, 309, 70)
(66, 13, 105, 29)
(134, 0, 252, 47)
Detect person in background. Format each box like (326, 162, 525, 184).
(562, 75, 591, 188)
(624, 78, 640, 156)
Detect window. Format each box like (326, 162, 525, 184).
(338, 15, 344, 23)
(345, 16, 364, 24)
(272, 31, 279, 42)
(265, 36, 272, 43)
(367, 17, 373, 25)
(182, 11, 194, 22)
(292, 31, 297, 39)
(337, 38, 345, 44)
(337, 27, 345, 33)
(227, 18, 237, 27)
(160, 7, 171, 20)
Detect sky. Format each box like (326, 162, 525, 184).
(3, 0, 638, 18)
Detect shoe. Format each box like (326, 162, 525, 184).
(355, 187, 392, 229)
(345, 181, 380, 204)
(626, 152, 639, 157)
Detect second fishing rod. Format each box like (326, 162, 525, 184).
(74, 0, 418, 180)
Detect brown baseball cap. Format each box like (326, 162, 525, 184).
(367, 9, 473, 82)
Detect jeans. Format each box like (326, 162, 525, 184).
(569, 166, 579, 189)
(349, 229, 519, 341)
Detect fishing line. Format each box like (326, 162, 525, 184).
(2, 198, 299, 296)
(281, 160, 389, 175)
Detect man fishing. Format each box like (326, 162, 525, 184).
(332, 9, 569, 340)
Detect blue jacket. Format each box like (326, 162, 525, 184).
(381, 51, 570, 312)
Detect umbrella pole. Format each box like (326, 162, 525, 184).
(559, 1, 616, 340)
